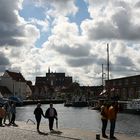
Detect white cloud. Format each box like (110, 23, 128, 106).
(33, 0, 78, 17)
(29, 18, 49, 32)
(82, 0, 140, 41)
(1, 0, 140, 86)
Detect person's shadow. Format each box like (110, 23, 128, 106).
(50, 130, 62, 134)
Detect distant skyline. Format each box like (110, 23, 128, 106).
(0, 0, 140, 86)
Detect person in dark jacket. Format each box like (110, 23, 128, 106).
(45, 103, 57, 131)
(3, 101, 11, 125)
(34, 103, 45, 132)
(9, 103, 17, 126)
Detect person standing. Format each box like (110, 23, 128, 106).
(34, 103, 45, 132)
(45, 103, 57, 131)
(3, 101, 11, 125)
(108, 102, 118, 139)
(0, 105, 6, 127)
(100, 102, 109, 138)
(9, 103, 17, 126)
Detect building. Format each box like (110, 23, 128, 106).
(105, 75, 140, 100)
(0, 86, 12, 98)
(33, 68, 73, 99)
(0, 70, 32, 99)
(36, 68, 72, 88)
(80, 85, 103, 99)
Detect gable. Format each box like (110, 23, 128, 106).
(5, 70, 26, 82)
(3, 71, 11, 78)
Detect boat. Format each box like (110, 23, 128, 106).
(64, 100, 73, 107)
(64, 100, 88, 107)
(72, 101, 88, 107)
(118, 99, 140, 114)
(64, 96, 88, 107)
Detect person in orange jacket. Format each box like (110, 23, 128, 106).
(100, 102, 110, 138)
(108, 102, 118, 139)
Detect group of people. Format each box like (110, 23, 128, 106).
(34, 101, 118, 139)
(100, 101, 118, 139)
(0, 101, 17, 127)
(34, 103, 57, 133)
(1, 100, 118, 139)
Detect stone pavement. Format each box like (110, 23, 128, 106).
(0, 121, 139, 140)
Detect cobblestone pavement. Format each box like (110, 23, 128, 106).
(0, 121, 139, 140)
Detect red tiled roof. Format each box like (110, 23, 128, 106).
(6, 70, 26, 82)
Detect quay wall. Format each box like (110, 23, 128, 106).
(22, 99, 65, 106)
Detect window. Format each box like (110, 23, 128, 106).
(125, 79, 128, 85)
(132, 78, 136, 84)
(113, 81, 116, 86)
(119, 80, 122, 85)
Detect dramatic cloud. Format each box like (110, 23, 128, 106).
(0, 0, 40, 47)
(0, 0, 140, 86)
(0, 52, 10, 65)
(0, 50, 10, 72)
(82, 0, 140, 41)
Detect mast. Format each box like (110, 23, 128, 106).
(107, 43, 109, 80)
(102, 64, 104, 86)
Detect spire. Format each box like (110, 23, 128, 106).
(48, 67, 50, 73)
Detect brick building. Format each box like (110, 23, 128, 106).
(33, 68, 72, 99)
(35, 68, 72, 88)
(105, 75, 140, 100)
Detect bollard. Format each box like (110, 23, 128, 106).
(96, 133, 100, 140)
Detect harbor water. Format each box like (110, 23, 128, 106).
(16, 104, 140, 137)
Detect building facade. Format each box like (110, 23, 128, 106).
(36, 70, 72, 88)
(105, 75, 140, 100)
(0, 70, 32, 99)
(34, 68, 73, 99)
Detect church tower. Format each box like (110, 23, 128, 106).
(48, 67, 50, 73)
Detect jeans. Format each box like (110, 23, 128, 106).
(10, 113, 16, 124)
(101, 119, 108, 136)
(49, 117, 54, 130)
(35, 116, 41, 130)
(110, 119, 116, 137)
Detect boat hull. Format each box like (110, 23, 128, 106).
(72, 101, 88, 107)
(118, 99, 140, 114)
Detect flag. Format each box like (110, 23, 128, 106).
(100, 89, 106, 95)
(110, 88, 115, 92)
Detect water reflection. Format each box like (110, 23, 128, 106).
(16, 104, 140, 136)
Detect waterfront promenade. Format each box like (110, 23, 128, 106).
(0, 121, 139, 140)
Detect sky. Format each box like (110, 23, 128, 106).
(0, 0, 140, 86)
